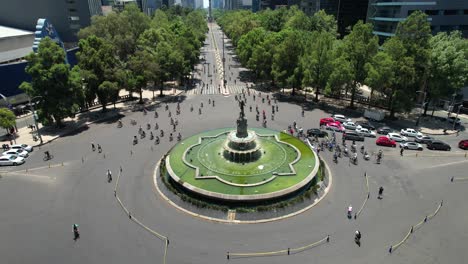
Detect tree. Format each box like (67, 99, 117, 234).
(395, 10, 431, 108)
(381, 37, 415, 117)
(237, 27, 268, 67)
(336, 21, 378, 108)
(0, 108, 16, 133)
(20, 38, 81, 126)
(77, 35, 120, 111)
(301, 31, 336, 101)
(364, 51, 394, 103)
(98, 81, 120, 109)
(426, 31, 468, 114)
(310, 10, 337, 34)
(325, 56, 353, 97)
(272, 29, 305, 95)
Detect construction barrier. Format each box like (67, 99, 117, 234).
(388, 201, 443, 253)
(227, 235, 330, 259)
(355, 172, 370, 219)
(114, 169, 169, 264)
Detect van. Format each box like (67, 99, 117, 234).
(343, 130, 365, 141)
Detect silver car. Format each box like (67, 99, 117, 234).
(400, 142, 424, 151)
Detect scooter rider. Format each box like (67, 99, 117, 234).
(73, 224, 80, 240)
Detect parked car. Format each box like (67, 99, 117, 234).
(10, 144, 33, 152)
(355, 121, 375, 130)
(387, 133, 408, 142)
(458, 139, 468, 150)
(307, 128, 328, 138)
(332, 114, 351, 123)
(320, 117, 336, 126)
(376, 136, 396, 147)
(343, 130, 365, 141)
(427, 140, 451, 151)
(0, 155, 25, 166)
(377, 126, 393, 135)
(400, 128, 423, 137)
(415, 135, 435, 144)
(447, 117, 461, 126)
(326, 121, 345, 132)
(356, 127, 376, 137)
(343, 121, 357, 130)
(400, 142, 424, 151)
(3, 149, 29, 158)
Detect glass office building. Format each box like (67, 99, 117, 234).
(367, 0, 468, 39)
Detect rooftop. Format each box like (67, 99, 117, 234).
(0, 25, 34, 39)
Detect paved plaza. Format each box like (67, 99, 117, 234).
(0, 22, 467, 264)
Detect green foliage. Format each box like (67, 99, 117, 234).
(20, 37, 81, 126)
(427, 31, 468, 106)
(0, 108, 16, 130)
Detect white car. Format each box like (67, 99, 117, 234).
(11, 144, 33, 152)
(356, 127, 376, 137)
(3, 149, 29, 158)
(343, 121, 357, 130)
(400, 142, 424, 151)
(387, 133, 408, 142)
(400, 128, 423, 137)
(0, 155, 25, 166)
(332, 114, 352, 123)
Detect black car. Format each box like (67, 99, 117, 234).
(343, 130, 365, 141)
(427, 140, 451, 151)
(307, 128, 328, 138)
(377, 126, 392, 135)
(355, 121, 375, 130)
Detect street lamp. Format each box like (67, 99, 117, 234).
(453, 105, 463, 131)
(415, 90, 427, 126)
(29, 96, 43, 144)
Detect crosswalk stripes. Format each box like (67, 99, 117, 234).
(185, 85, 247, 95)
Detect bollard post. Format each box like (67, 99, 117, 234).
(364, 172, 366, 177)
(82, 157, 84, 163)
(424, 216, 427, 222)
(166, 239, 169, 245)
(327, 235, 330, 242)
(120, 166, 122, 172)
(389, 246, 392, 253)
(227, 252, 230, 260)
(129, 212, 132, 219)
(410, 226, 414, 233)
(288, 248, 290, 255)
(354, 213, 357, 219)
(368, 192, 370, 199)
(440, 200, 443, 206)
(451, 177, 454, 182)
(114, 190, 116, 197)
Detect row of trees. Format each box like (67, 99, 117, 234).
(21, 5, 207, 126)
(217, 7, 468, 117)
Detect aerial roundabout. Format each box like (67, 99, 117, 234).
(157, 100, 327, 221)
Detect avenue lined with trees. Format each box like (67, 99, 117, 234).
(20, 5, 207, 126)
(216, 7, 468, 117)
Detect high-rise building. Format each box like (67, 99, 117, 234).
(0, 0, 102, 43)
(367, 0, 468, 39)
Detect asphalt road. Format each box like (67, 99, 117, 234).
(0, 22, 467, 264)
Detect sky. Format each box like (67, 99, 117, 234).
(203, 0, 208, 8)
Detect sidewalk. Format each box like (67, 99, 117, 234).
(1, 87, 185, 148)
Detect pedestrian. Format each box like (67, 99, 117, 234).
(302, 109, 305, 117)
(97, 144, 102, 153)
(91, 142, 95, 152)
(276, 105, 279, 112)
(107, 169, 112, 182)
(378, 186, 384, 199)
(400, 148, 404, 156)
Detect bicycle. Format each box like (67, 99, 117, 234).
(43, 153, 54, 161)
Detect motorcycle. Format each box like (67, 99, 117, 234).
(363, 151, 370, 161)
(133, 138, 138, 145)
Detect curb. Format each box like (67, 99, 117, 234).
(152, 156, 333, 224)
(420, 130, 458, 136)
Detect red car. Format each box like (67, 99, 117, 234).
(320, 117, 337, 126)
(376, 136, 396, 147)
(459, 139, 468, 150)
(326, 121, 345, 132)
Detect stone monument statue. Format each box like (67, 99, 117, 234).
(236, 100, 248, 138)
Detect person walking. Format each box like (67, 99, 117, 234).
(107, 169, 112, 182)
(378, 186, 384, 199)
(91, 142, 95, 152)
(400, 148, 404, 156)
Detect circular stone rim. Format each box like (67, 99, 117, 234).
(165, 129, 320, 202)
